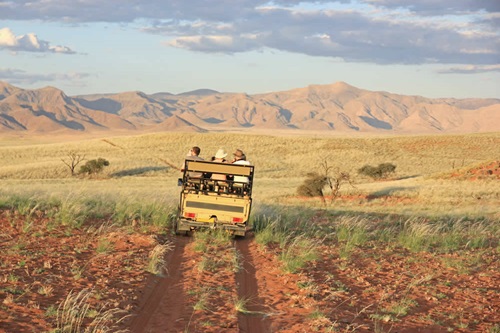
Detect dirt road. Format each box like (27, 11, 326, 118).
(2, 211, 497, 333)
(128, 234, 277, 333)
(234, 236, 271, 333)
(129, 236, 191, 332)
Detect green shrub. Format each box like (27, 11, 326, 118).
(358, 163, 396, 179)
(79, 158, 110, 175)
(297, 172, 328, 197)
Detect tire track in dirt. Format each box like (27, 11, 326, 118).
(129, 236, 191, 333)
(234, 234, 272, 333)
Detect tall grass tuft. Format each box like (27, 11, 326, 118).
(254, 215, 289, 247)
(279, 235, 318, 273)
(56, 288, 128, 333)
(253, 206, 324, 248)
(0, 194, 37, 211)
(336, 216, 370, 247)
(146, 241, 174, 276)
(397, 217, 436, 252)
(396, 216, 496, 253)
(112, 198, 173, 228)
(51, 196, 90, 228)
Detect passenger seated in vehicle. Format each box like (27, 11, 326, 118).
(180, 146, 204, 189)
(230, 149, 251, 194)
(211, 149, 228, 179)
(180, 146, 204, 177)
(210, 149, 229, 191)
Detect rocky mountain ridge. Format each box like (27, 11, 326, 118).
(0, 81, 498, 134)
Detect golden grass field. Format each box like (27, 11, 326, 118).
(1, 131, 499, 333)
(1, 131, 499, 220)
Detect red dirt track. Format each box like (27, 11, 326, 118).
(234, 236, 271, 333)
(1, 211, 499, 332)
(129, 236, 190, 332)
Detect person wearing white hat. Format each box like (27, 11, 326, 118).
(211, 148, 229, 181)
(214, 148, 228, 161)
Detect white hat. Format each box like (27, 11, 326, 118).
(215, 148, 227, 159)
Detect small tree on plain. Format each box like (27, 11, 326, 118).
(79, 158, 110, 176)
(297, 172, 328, 197)
(61, 151, 85, 176)
(297, 159, 354, 205)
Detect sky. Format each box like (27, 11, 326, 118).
(0, 0, 499, 99)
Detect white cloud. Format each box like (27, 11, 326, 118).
(0, 27, 75, 54)
(1, 1, 498, 66)
(0, 67, 90, 84)
(169, 35, 260, 53)
(2, 0, 497, 22)
(364, 0, 500, 15)
(438, 64, 500, 74)
(0, 27, 17, 46)
(459, 48, 495, 54)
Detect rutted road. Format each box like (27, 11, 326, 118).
(128, 234, 272, 332)
(234, 235, 272, 333)
(129, 236, 191, 333)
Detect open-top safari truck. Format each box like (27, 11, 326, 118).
(174, 160, 254, 237)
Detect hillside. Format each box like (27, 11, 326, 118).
(0, 81, 498, 134)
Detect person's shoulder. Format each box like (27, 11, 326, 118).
(234, 160, 251, 165)
(187, 156, 204, 161)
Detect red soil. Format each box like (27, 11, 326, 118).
(448, 160, 500, 180)
(0, 211, 499, 332)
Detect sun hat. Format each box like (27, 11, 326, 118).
(233, 149, 244, 158)
(215, 148, 228, 159)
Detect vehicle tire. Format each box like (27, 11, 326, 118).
(174, 220, 181, 235)
(173, 208, 182, 235)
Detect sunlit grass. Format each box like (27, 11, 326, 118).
(279, 235, 319, 273)
(146, 242, 174, 276)
(190, 287, 213, 312)
(2, 131, 498, 179)
(233, 296, 266, 315)
(56, 288, 128, 333)
(1, 131, 499, 219)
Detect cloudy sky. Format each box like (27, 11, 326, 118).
(1, 0, 499, 98)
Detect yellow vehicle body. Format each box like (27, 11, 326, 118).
(175, 160, 254, 237)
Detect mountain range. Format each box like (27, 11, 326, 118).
(1, 81, 499, 135)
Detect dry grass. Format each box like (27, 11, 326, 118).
(0, 131, 499, 219)
(56, 288, 128, 333)
(146, 242, 174, 276)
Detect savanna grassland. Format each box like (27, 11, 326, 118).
(0, 131, 499, 333)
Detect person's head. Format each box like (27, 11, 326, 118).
(214, 148, 227, 160)
(233, 149, 245, 161)
(191, 146, 201, 156)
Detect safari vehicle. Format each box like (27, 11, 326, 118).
(174, 160, 254, 237)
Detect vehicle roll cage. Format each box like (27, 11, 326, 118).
(180, 160, 254, 196)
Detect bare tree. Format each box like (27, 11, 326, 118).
(61, 151, 85, 176)
(320, 159, 355, 205)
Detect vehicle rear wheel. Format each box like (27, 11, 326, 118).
(174, 220, 181, 235)
(173, 208, 182, 235)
